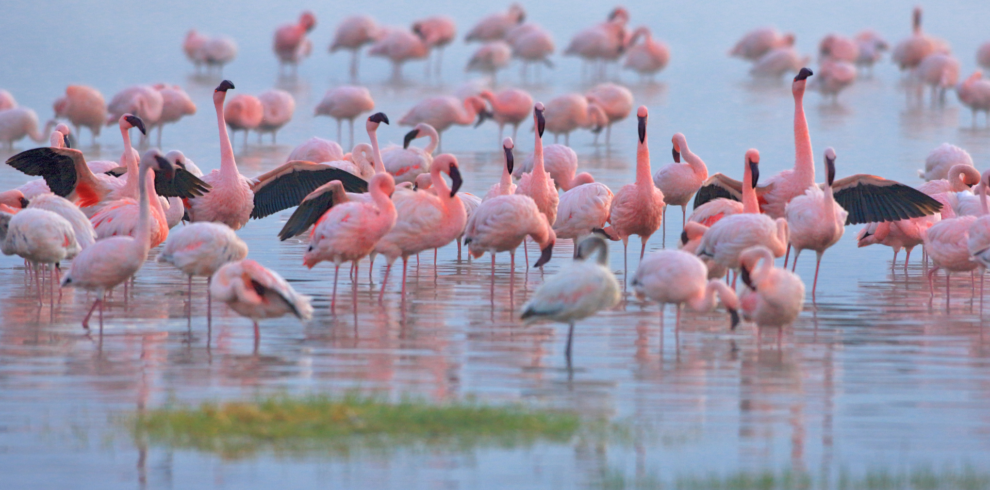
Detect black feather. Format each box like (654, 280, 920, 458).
(5, 148, 78, 198)
(251, 167, 368, 219)
(692, 183, 739, 209)
(833, 181, 941, 225)
(154, 167, 211, 198)
(105, 166, 128, 177)
(278, 190, 335, 241)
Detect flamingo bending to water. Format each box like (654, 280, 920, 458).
(738, 246, 805, 328)
(398, 95, 489, 150)
(632, 249, 740, 329)
(465, 4, 525, 42)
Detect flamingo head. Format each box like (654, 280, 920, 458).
(447, 161, 463, 197)
(913, 7, 922, 32)
(403, 128, 420, 149)
(637, 105, 648, 144)
(214, 80, 234, 105)
(120, 114, 147, 135)
(824, 147, 837, 186)
(746, 148, 760, 188)
(509, 3, 526, 23)
(534, 102, 546, 137)
(608, 6, 629, 24)
(671, 133, 685, 163)
(299, 11, 317, 32)
(502, 137, 514, 174)
(367, 112, 389, 131)
(534, 238, 555, 268)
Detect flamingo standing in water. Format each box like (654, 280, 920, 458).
(915, 53, 960, 103)
(381, 123, 437, 184)
(653, 132, 708, 246)
(919, 143, 973, 181)
(542, 94, 607, 145)
(0, 208, 79, 306)
(0, 108, 54, 150)
(478, 88, 532, 142)
(516, 144, 581, 190)
(398, 95, 489, 151)
(302, 173, 397, 310)
(158, 222, 248, 323)
(465, 4, 525, 42)
(564, 7, 629, 79)
(521, 236, 619, 364)
(506, 23, 555, 82)
(152, 84, 196, 147)
(330, 15, 382, 80)
(966, 171, 990, 284)
(0, 89, 15, 111)
(957, 70, 990, 126)
(466, 41, 512, 82)
(738, 245, 805, 329)
(89, 150, 175, 248)
(925, 172, 987, 301)
(892, 7, 949, 72)
(606, 106, 665, 280)
(484, 138, 518, 200)
(623, 26, 670, 81)
(464, 193, 556, 274)
(53, 85, 106, 145)
(210, 259, 313, 352)
(256, 89, 295, 144)
(287, 137, 345, 164)
(315, 86, 375, 147)
(368, 29, 428, 81)
(553, 175, 613, 254)
(631, 249, 740, 329)
(730, 27, 795, 61)
(223, 93, 263, 148)
(105, 86, 163, 144)
(184, 30, 238, 74)
(274, 11, 316, 75)
(20, 193, 96, 252)
(413, 16, 457, 76)
(585, 83, 633, 145)
(784, 148, 848, 297)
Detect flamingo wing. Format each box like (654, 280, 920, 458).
(277, 181, 348, 241)
(153, 165, 212, 198)
(6, 147, 98, 201)
(693, 173, 743, 208)
(831, 174, 943, 225)
(105, 166, 128, 177)
(250, 161, 368, 219)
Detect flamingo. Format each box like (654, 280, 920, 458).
(918, 164, 982, 195)
(330, 15, 382, 79)
(750, 48, 808, 78)
(506, 23, 555, 81)
(53, 85, 106, 145)
(585, 83, 633, 145)
(966, 171, 990, 283)
(957, 70, 990, 126)
(315, 86, 375, 147)
(153, 84, 196, 147)
(466, 41, 512, 82)
(818, 34, 859, 63)
(23, 194, 96, 252)
(381, 123, 437, 184)
(623, 26, 670, 81)
(223, 93, 263, 147)
(738, 245, 806, 329)
(784, 148, 848, 297)
(0, 89, 15, 111)
(564, 7, 629, 79)
(158, 222, 248, 323)
(184, 30, 237, 74)
(925, 191, 982, 301)
(301, 173, 397, 310)
(515, 103, 559, 232)
(809, 60, 857, 101)
(274, 11, 316, 75)
(0, 208, 79, 306)
(631, 249, 740, 329)
(553, 175, 613, 253)
(413, 16, 457, 76)
(915, 53, 960, 103)
(256, 89, 295, 144)
(516, 144, 581, 190)
(919, 143, 973, 181)
(478, 88, 533, 142)
(605, 105, 664, 279)
(0, 108, 54, 150)
(484, 138, 517, 200)
(892, 7, 949, 71)
(60, 149, 167, 329)
(678, 222, 728, 280)
(287, 137, 345, 164)
(854, 31, 888, 75)
(653, 132, 708, 246)
(210, 259, 313, 351)
(373, 154, 466, 298)
(729, 27, 795, 61)
(521, 236, 620, 363)
(105, 86, 163, 144)
(89, 149, 178, 248)
(464, 193, 556, 273)
(465, 4, 525, 42)
(542, 93, 607, 145)
(398, 95, 489, 150)
(857, 218, 935, 270)
(368, 28, 428, 81)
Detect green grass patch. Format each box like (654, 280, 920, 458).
(133, 393, 585, 459)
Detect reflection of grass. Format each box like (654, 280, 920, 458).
(134, 394, 584, 459)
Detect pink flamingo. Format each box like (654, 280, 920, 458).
(542, 94, 607, 145)
(506, 23, 555, 81)
(210, 259, 313, 351)
(381, 123, 438, 184)
(368, 29, 428, 81)
(857, 219, 935, 270)
(274, 11, 316, 75)
(105, 85, 163, 144)
(678, 221, 728, 280)
(854, 31, 888, 75)
(153, 84, 196, 147)
(809, 59, 857, 101)
(158, 222, 248, 323)
(784, 148, 848, 297)
(464, 194, 556, 273)
(516, 144, 581, 190)
(256, 89, 295, 144)
(413, 16, 457, 76)
(515, 103, 559, 231)
(398, 95, 488, 150)
(818, 34, 859, 63)
(688, 198, 745, 228)
(60, 149, 166, 329)
(586, 83, 633, 145)
(484, 137, 518, 199)
(623, 26, 670, 81)
(53, 85, 106, 145)
(89, 149, 176, 248)
(750, 48, 808, 78)
(892, 7, 949, 71)
(479, 88, 533, 142)
(0, 89, 15, 111)
(465, 4, 525, 42)
(918, 164, 981, 195)
(653, 132, 708, 246)
(0, 107, 54, 150)
(565, 7, 629, 79)
(184, 30, 237, 74)
(915, 53, 960, 103)
(966, 171, 990, 279)
(957, 70, 990, 126)
(606, 105, 664, 279)
(738, 245, 805, 328)
(223, 93, 263, 148)
(22, 193, 96, 252)
(287, 137, 344, 164)
(373, 154, 466, 299)
(631, 249, 740, 329)
(521, 236, 619, 363)
(553, 175, 613, 252)
(330, 15, 382, 79)
(919, 143, 973, 181)
(466, 41, 512, 82)
(315, 86, 375, 147)
(924, 195, 981, 301)
(0, 208, 79, 306)
(302, 173, 397, 310)
(730, 27, 795, 61)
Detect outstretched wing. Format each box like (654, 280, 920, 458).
(154, 166, 212, 198)
(250, 161, 368, 219)
(831, 174, 942, 225)
(277, 181, 348, 241)
(692, 173, 744, 209)
(6, 147, 88, 199)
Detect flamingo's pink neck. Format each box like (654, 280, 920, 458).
(120, 126, 140, 197)
(636, 135, 651, 187)
(742, 162, 759, 214)
(431, 162, 452, 202)
(215, 95, 238, 181)
(500, 154, 513, 190)
(460, 98, 480, 125)
(793, 82, 815, 185)
(368, 125, 386, 174)
(980, 182, 989, 216)
(133, 163, 153, 255)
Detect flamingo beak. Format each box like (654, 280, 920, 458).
(794, 67, 813, 81)
(215, 80, 235, 92)
(369, 112, 389, 125)
(535, 107, 545, 137)
(125, 114, 147, 135)
(448, 164, 463, 197)
(608, 8, 619, 20)
(475, 110, 493, 128)
(672, 147, 680, 163)
(403, 129, 419, 149)
(637, 115, 646, 144)
(19, 197, 29, 208)
(504, 146, 514, 174)
(740, 266, 756, 290)
(63, 134, 71, 148)
(826, 152, 836, 187)
(680, 229, 689, 246)
(729, 309, 740, 330)
(534, 241, 554, 268)
(748, 158, 759, 188)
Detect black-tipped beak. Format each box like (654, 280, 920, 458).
(740, 266, 755, 290)
(826, 155, 836, 187)
(672, 147, 680, 163)
(125, 114, 147, 135)
(63, 134, 71, 148)
(536, 107, 545, 137)
(19, 197, 29, 208)
(794, 67, 813, 81)
(175, 159, 187, 170)
(608, 8, 619, 20)
(448, 164, 463, 197)
(729, 309, 740, 330)
(504, 146, 514, 174)
(463, 237, 472, 246)
(215, 80, 235, 92)
(475, 110, 493, 128)
(534, 241, 554, 268)
(680, 229, 688, 246)
(403, 129, 419, 149)
(369, 112, 389, 125)
(637, 115, 646, 144)
(748, 158, 759, 188)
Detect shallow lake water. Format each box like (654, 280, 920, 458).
(2, 0, 990, 488)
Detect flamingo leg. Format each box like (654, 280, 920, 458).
(401, 256, 409, 298)
(207, 276, 213, 327)
(511, 249, 516, 273)
(368, 255, 375, 284)
(524, 238, 529, 267)
(622, 238, 629, 286)
(791, 249, 801, 272)
(379, 262, 392, 303)
(681, 206, 687, 234)
(253, 321, 260, 354)
(904, 248, 912, 273)
(662, 207, 667, 248)
(812, 254, 822, 299)
(187, 275, 193, 320)
(81, 298, 100, 329)
(332, 264, 340, 313)
(784, 244, 791, 269)
(34, 264, 42, 306)
(491, 253, 496, 275)
(564, 322, 575, 362)
(640, 236, 648, 259)
(928, 266, 940, 298)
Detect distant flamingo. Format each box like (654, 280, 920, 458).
(623, 26, 670, 81)
(105, 85, 163, 144)
(466, 41, 512, 82)
(256, 89, 295, 144)
(330, 15, 382, 79)
(730, 27, 795, 61)
(516, 144, 580, 190)
(53, 85, 106, 144)
(750, 48, 808, 78)
(809, 59, 857, 100)
(479, 88, 532, 142)
(919, 143, 973, 181)
(605, 106, 664, 279)
(0, 107, 54, 150)
(784, 148, 848, 297)
(585, 83, 633, 145)
(184, 30, 237, 74)
(302, 173, 397, 310)
(398, 95, 489, 150)
(0, 89, 15, 111)
(915, 53, 960, 103)
(465, 4, 525, 42)
(153, 84, 196, 147)
(818, 34, 859, 63)
(632, 249, 740, 329)
(521, 236, 620, 363)
(158, 222, 248, 323)
(857, 218, 935, 270)
(484, 137, 518, 200)
(60, 149, 166, 329)
(892, 7, 949, 71)
(854, 31, 888, 75)
(957, 71, 990, 125)
(653, 132, 708, 246)
(210, 259, 313, 351)
(223, 93, 263, 147)
(315, 85, 375, 146)
(287, 137, 344, 164)
(381, 123, 437, 184)
(0, 208, 79, 306)
(274, 11, 316, 75)
(738, 245, 805, 328)
(413, 16, 457, 76)
(368, 29, 428, 81)
(553, 175, 613, 252)
(542, 93, 607, 145)
(373, 154, 466, 298)
(565, 7, 629, 79)
(506, 23, 555, 81)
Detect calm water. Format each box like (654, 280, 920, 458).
(3, 0, 990, 488)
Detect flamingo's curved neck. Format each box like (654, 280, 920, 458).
(120, 127, 140, 197)
(215, 95, 238, 181)
(431, 165, 452, 203)
(500, 155, 512, 191)
(980, 182, 989, 216)
(422, 126, 440, 154)
(682, 143, 707, 180)
(459, 98, 479, 125)
(368, 125, 386, 174)
(30, 120, 54, 144)
(793, 83, 815, 185)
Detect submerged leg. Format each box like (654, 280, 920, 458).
(565, 322, 575, 362)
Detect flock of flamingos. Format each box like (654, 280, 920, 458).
(1, 5, 990, 360)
